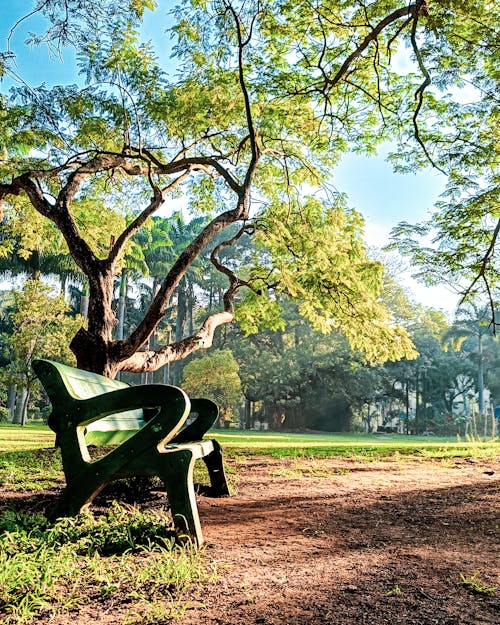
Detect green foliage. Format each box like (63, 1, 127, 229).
(0, 503, 210, 624)
(0, 280, 84, 424)
(229, 288, 493, 435)
(1, 0, 497, 374)
(0, 448, 62, 491)
(0, 200, 66, 263)
(230, 301, 357, 429)
(242, 197, 417, 363)
(0, 182, 130, 264)
(459, 571, 497, 596)
(35, 503, 175, 556)
(10, 280, 83, 369)
(386, 584, 403, 597)
(235, 291, 286, 335)
(182, 350, 242, 422)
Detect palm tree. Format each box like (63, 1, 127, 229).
(134, 213, 208, 383)
(115, 240, 149, 341)
(445, 302, 494, 431)
(0, 226, 84, 301)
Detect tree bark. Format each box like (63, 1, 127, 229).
(13, 387, 27, 425)
(7, 383, 16, 422)
(116, 271, 128, 341)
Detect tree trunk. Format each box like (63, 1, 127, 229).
(116, 271, 128, 341)
(13, 387, 27, 425)
(415, 369, 420, 435)
(244, 398, 252, 430)
(187, 283, 194, 336)
(71, 271, 117, 377)
(172, 280, 187, 385)
(20, 382, 31, 426)
(80, 281, 90, 319)
(477, 334, 484, 417)
(405, 380, 410, 434)
(7, 383, 16, 421)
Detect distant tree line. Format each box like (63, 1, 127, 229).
(1, 222, 497, 436)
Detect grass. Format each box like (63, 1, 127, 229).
(213, 429, 499, 460)
(1, 423, 498, 461)
(0, 424, 55, 453)
(460, 571, 497, 596)
(0, 504, 213, 625)
(0, 423, 497, 622)
(0, 447, 63, 491)
(1, 425, 497, 493)
(0, 425, 218, 623)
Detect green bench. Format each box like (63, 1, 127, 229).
(33, 359, 229, 546)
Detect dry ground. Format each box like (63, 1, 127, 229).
(184, 456, 499, 625)
(2, 455, 499, 624)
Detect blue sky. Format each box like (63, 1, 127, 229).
(1, 0, 458, 314)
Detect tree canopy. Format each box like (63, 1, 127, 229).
(1, 0, 496, 376)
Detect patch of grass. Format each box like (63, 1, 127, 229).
(269, 459, 350, 479)
(0, 449, 63, 491)
(386, 584, 403, 596)
(2, 425, 497, 462)
(460, 571, 497, 596)
(214, 430, 499, 460)
(0, 425, 54, 453)
(0, 503, 213, 624)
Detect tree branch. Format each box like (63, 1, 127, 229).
(111, 199, 249, 360)
(118, 310, 235, 373)
(459, 217, 500, 329)
(409, 1, 447, 175)
(107, 168, 192, 267)
(224, 1, 260, 177)
(325, 4, 418, 91)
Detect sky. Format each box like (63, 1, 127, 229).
(0, 0, 460, 317)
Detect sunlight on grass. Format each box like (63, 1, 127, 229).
(1, 424, 497, 460)
(0, 504, 212, 625)
(0, 426, 55, 453)
(213, 430, 498, 459)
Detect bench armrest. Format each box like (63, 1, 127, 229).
(49, 384, 191, 447)
(171, 398, 219, 443)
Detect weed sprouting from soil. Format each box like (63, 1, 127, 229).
(460, 571, 497, 596)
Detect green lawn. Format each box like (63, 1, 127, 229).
(0, 423, 497, 624)
(213, 429, 499, 459)
(1, 423, 497, 458)
(0, 424, 55, 452)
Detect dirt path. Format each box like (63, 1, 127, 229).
(180, 456, 499, 625)
(2, 455, 499, 624)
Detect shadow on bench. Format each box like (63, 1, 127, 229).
(33, 359, 230, 546)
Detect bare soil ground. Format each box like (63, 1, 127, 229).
(185, 456, 500, 625)
(2, 455, 499, 624)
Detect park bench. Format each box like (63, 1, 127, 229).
(32, 359, 229, 546)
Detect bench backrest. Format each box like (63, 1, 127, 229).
(33, 360, 146, 441)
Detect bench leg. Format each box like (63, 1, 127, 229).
(158, 450, 204, 546)
(203, 440, 230, 497)
(48, 476, 106, 520)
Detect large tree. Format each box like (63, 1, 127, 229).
(1, 0, 493, 377)
(386, 1, 499, 320)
